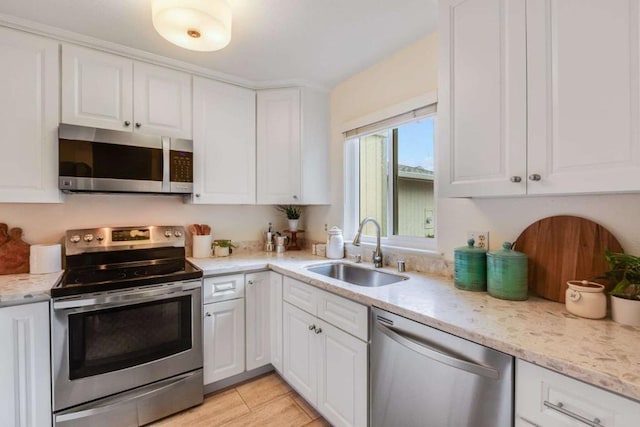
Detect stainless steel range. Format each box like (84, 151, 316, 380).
(51, 226, 204, 427)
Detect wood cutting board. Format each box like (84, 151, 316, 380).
(0, 223, 30, 275)
(513, 215, 623, 303)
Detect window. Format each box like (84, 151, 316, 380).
(344, 104, 436, 249)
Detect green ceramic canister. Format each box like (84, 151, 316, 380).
(454, 238, 487, 291)
(487, 242, 528, 300)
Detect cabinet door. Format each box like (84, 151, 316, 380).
(269, 272, 284, 373)
(203, 299, 245, 385)
(316, 319, 367, 427)
(527, 0, 640, 194)
(0, 27, 61, 203)
(0, 302, 51, 427)
(438, 0, 527, 197)
(133, 62, 192, 138)
(283, 302, 317, 404)
(256, 88, 302, 204)
(192, 77, 256, 204)
(61, 44, 133, 131)
(245, 272, 271, 371)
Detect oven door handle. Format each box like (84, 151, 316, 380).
(53, 279, 201, 311)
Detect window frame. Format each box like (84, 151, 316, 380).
(342, 93, 438, 252)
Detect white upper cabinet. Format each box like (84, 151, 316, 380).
(526, 0, 640, 194)
(133, 62, 191, 138)
(439, 0, 528, 197)
(439, 0, 640, 197)
(0, 27, 61, 203)
(192, 77, 256, 204)
(62, 44, 133, 132)
(256, 87, 329, 204)
(62, 45, 192, 138)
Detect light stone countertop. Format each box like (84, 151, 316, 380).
(189, 251, 640, 403)
(0, 271, 62, 307)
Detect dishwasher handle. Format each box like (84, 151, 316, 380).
(375, 319, 499, 380)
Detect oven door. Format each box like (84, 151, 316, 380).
(51, 280, 202, 412)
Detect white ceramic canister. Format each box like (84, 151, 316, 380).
(565, 280, 607, 319)
(326, 226, 344, 259)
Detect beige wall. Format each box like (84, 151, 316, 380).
(0, 195, 290, 245)
(317, 31, 640, 259)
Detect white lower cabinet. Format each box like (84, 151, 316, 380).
(245, 272, 271, 371)
(0, 301, 51, 427)
(203, 299, 245, 385)
(516, 359, 639, 427)
(282, 277, 368, 427)
(269, 272, 284, 373)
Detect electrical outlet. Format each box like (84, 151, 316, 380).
(467, 231, 490, 249)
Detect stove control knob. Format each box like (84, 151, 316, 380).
(83, 234, 94, 242)
(96, 234, 104, 242)
(164, 230, 172, 238)
(174, 230, 183, 238)
(70, 234, 81, 243)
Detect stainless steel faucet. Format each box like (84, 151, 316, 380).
(353, 217, 383, 268)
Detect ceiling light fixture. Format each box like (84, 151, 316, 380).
(152, 0, 232, 52)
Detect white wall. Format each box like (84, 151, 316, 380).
(318, 32, 640, 259)
(0, 194, 289, 245)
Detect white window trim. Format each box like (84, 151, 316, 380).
(342, 92, 438, 252)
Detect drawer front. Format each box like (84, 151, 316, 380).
(317, 289, 368, 341)
(283, 277, 318, 315)
(203, 274, 245, 303)
(516, 359, 639, 427)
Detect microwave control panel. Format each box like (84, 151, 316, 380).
(170, 150, 193, 183)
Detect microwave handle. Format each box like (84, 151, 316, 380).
(162, 136, 170, 192)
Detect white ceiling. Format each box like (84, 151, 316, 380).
(0, 0, 438, 89)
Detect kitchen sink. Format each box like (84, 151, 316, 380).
(306, 262, 408, 287)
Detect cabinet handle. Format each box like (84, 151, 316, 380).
(293, 195, 298, 200)
(135, 122, 142, 128)
(314, 327, 322, 334)
(124, 121, 131, 127)
(195, 194, 201, 198)
(205, 312, 212, 317)
(528, 174, 541, 181)
(308, 324, 316, 331)
(510, 176, 522, 183)
(543, 401, 602, 427)
(247, 280, 254, 286)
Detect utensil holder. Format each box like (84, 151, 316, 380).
(192, 235, 212, 258)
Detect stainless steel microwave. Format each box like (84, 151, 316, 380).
(58, 123, 193, 194)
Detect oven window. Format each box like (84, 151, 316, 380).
(68, 295, 192, 380)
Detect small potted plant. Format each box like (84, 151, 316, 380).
(276, 205, 302, 231)
(212, 239, 237, 257)
(603, 249, 640, 326)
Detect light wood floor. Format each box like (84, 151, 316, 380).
(150, 372, 331, 427)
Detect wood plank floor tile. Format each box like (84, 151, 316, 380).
(150, 389, 250, 427)
(220, 395, 311, 427)
(303, 418, 332, 427)
(289, 392, 321, 420)
(235, 373, 293, 409)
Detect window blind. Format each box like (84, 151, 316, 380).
(343, 104, 437, 139)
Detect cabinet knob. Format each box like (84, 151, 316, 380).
(247, 280, 254, 286)
(510, 176, 522, 183)
(292, 195, 298, 200)
(314, 327, 323, 334)
(528, 174, 542, 181)
(135, 122, 142, 128)
(124, 121, 131, 127)
(205, 312, 212, 317)
(308, 324, 316, 331)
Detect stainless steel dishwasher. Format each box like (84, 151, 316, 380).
(371, 307, 514, 427)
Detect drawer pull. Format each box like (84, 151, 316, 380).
(543, 401, 603, 427)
